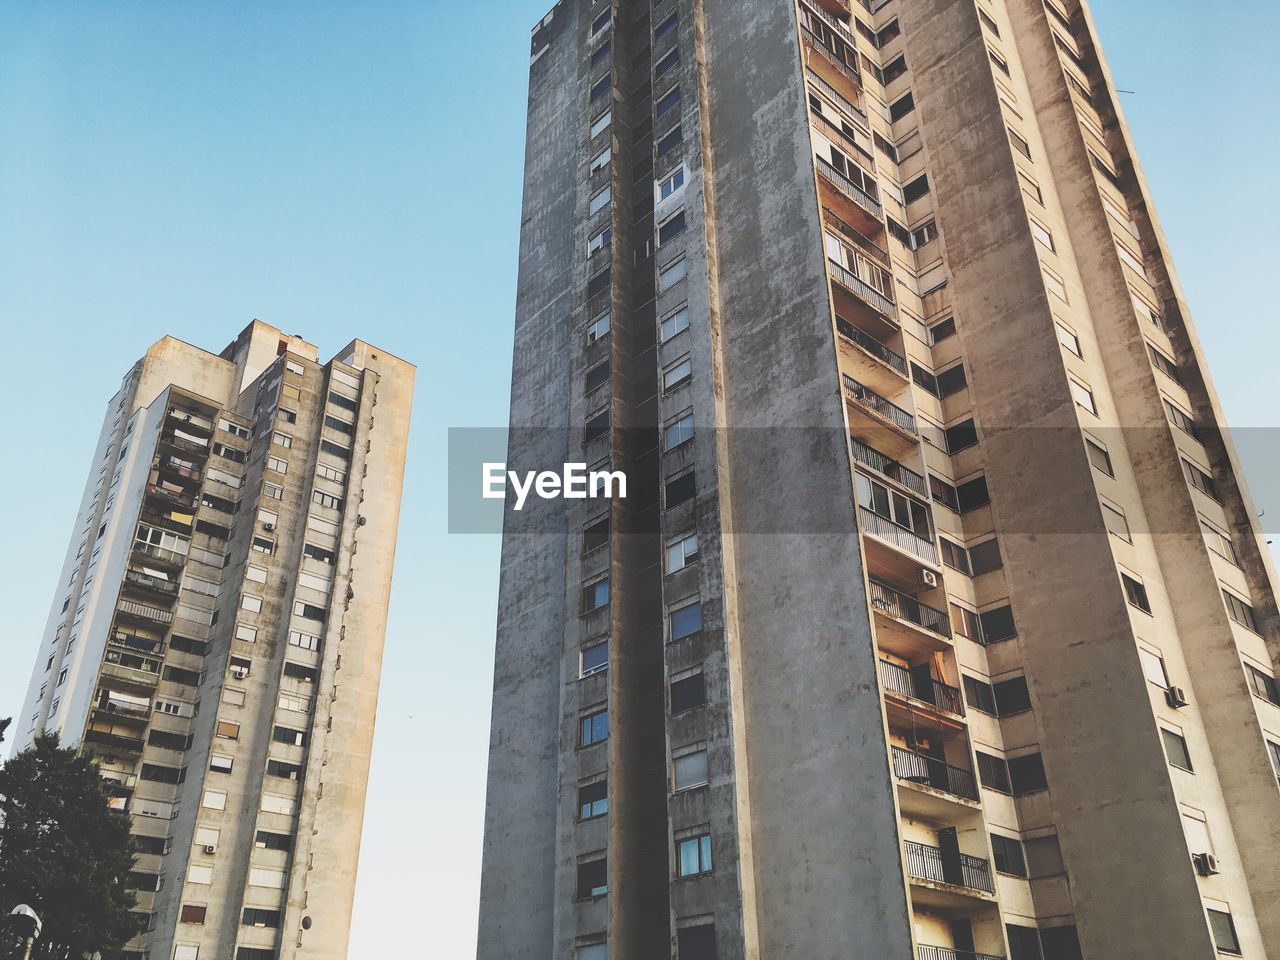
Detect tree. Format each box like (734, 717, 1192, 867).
(0, 718, 9, 745)
(0, 734, 145, 959)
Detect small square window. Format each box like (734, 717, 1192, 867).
(1161, 727, 1193, 772)
(673, 749, 709, 791)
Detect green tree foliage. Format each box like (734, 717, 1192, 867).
(0, 718, 9, 745)
(0, 734, 145, 959)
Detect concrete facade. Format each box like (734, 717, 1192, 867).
(13, 321, 414, 960)
(480, 0, 1280, 958)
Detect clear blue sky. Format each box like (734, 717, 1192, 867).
(0, 1, 1275, 957)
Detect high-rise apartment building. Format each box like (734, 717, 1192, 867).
(13, 321, 414, 960)
(479, 0, 1280, 958)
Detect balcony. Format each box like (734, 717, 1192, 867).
(83, 730, 146, 754)
(891, 746, 978, 801)
(879, 658, 963, 715)
(159, 432, 209, 455)
(837, 317, 906, 376)
(851, 439, 927, 498)
(124, 569, 179, 598)
(859, 508, 939, 566)
(140, 509, 194, 535)
(811, 107, 873, 165)
(94, 692, 152, 719)
(843, 376, 916, 436)
(869, 579, 950, 639)
(802, 28, 863, 96)
(116, 599, 174, 626)
(800, 0, 857, 43)
(816, 156, 883, 222)
(131, 541, 187, 569)
(829, 259, 897, 320)
(167, 408, 214, 435)
(919, 947, 1004, 960)
(813, 0, 852, 17)
(145, 482, 196, 509)
(110, 632, 166, 657)
(157, 458, 202, 484)
(100, 660, 162, 690)
(824, 207, 888, 266)
(904, 840, 995, 895)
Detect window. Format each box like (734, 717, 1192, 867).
(1182, 459, 1218, 501)
(581, 640, 609, 678)
(936, 363, 968, 397)
(978, 6, 1001, 34)
(267, 760, 302, 780)
(964, 675, 1032, 717)
(586, 311, 611, 343)
(903, 173, 930, 203)
(1029, 218, 1055, 251)
(670, 602, 702, 641)
(889, 92, 915, 121)
(579, 779, 608, 820)
(590, 40, 610, 67)
(242, 908, 280, 928)
(989, 47, 1011, 76)
(313, 489, 344, 510)
(578, 945, 607, 960)
(656, 125, 683, 158)
(1148, 344, 1182, 385)
(255, 831, 292, 851)
(216, 720, 240, 740)
(284, 661, 317, 682)
(1009, 128, 1032, 160)
(666, 533, 700, 572)
(665, 471, 696, 508)
(655, 47, 679, 80)
(883, 54, 908, 84)
(969, 538, 1003, 576)
(1019, 169, 1044, 205)
(577, 857, 608, 899)
(677, 925, 716, 958)
(655, 13, 678, 43)
(1208, 910, 1241, 955)
(590, 145, 611, 175)
(944, 418, 979, 453)
(670, 671, 706, 714)
(589, 186, 612, 216)
(240, 594, 263, 614)
(674, 749, 709, 791)
(1245, 664, 1280, 705)
(1138, 647, 1169, 687)
(581, 709, 609, 747)
(911, 221, 937, 247)
(585, 359, 611, 393)
(1009, 753, 1049, 794)
(663, 357, 692, 392)
(590, 9, 611, 36)
(677, 833, 713, 877)
(665, 413, 694, 449)
(661, 305, 690, 341)
(180, 905, 207, 925)
(1267, 740, 1280, 782)
(235, 623, 258, 644)
(252, 537, 274, 555)
(930, 317, 956, 343)
(588, 225, 612, 257)
(1085, 437, 1113, 476)
(658, 210, 687, 244)
(248, 867, 286, 888)
(1068, 378, 1096, 414)
(237, 949, 275, 960)
(590, 109, 612, 139)
(1043, 268, 1069, 303)
(979, 604, 1017, 643)
(657, 85, 681, 117)
(659, 256, 688, 290)
(1121, 573, 1151, 613)
(940, 538, 971, 575)
(174, 946, 200, 960)
(1101, 500, 1131, 541)
(991, 833, 1027, 877)
(1006, 925, 1041, 960)
(293, 600, 326, 621)
(1200, 520, 1240, 565)
(201, 789, 227, 812)
(209, 754, 233, 773)
(1161, 727, 1193, 771)
(582, 578, 610, 612)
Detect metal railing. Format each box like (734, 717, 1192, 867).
(158, 458, 202, 482)
(824, 207, 889, 266)
(124, 570, 179, 596)
(859, 508, 939, 565)
(904, 840, 995, 894)
(140, 510, 193, 534)
(829, 259, 898, 318)
(100, 661, 162, 688)
(799, 0, 857, 42)
(837, 318, 906, 374)
(868, 579, 950, 638)
(810, 108, 873, 166)
(116, 599, 174, 625)
(131, 542, 188, 567)
(842, 375, 915, 435)
(110, 632, 166, 656)
(891, 747, 979, 801)
(816, 157, 884, 221)
(919, 946, 1004, 960)
(850, 439, 927, 498)
(145, 483, 196, 508)
(878, 658, 963, 714)
(96, 696, 152, 718)
(159, 433, 208, 455)
(802, 30, 864, 91)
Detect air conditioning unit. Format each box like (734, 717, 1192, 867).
(1165, 685, 1189, 708)
(1194, 852, 1220, 876)
(263, 522, 275, 532)
(203, 844, 216, 855)
(231, 668, 248, 680)
(918, 568, 940, 588)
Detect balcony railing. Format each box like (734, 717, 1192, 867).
(824, 207, 889, 266)
(116, 599, 174, 625)
(816, 157, 884, 221)
(829, 259, 898, 319)
(842, 375, 916, 435)
(850, 439, 927, 498)
(800, 0, 857, 42)
(919, 947, 1004, 960)
(110, 632, 166, 656)
(131, 542, 188, 568)
(810, 107, 872, 164)
(140, 510, 193, 534)
(859, 508, 939, 565)
(802, 30, 864, 91)
(100, 661, 162, 689)
(904, 840, 995, 894)
(868, 579, 951, 638)
(124, 570, 179, 597)
(83, 730, 146, 754)
(160, 433, 208, 455)
(837, 317, 906, 374)
(878, 658, 963, 715)
(96, 694, 152, 718)
(891, 746, 979, 801)
(158, 458, 202, 482)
